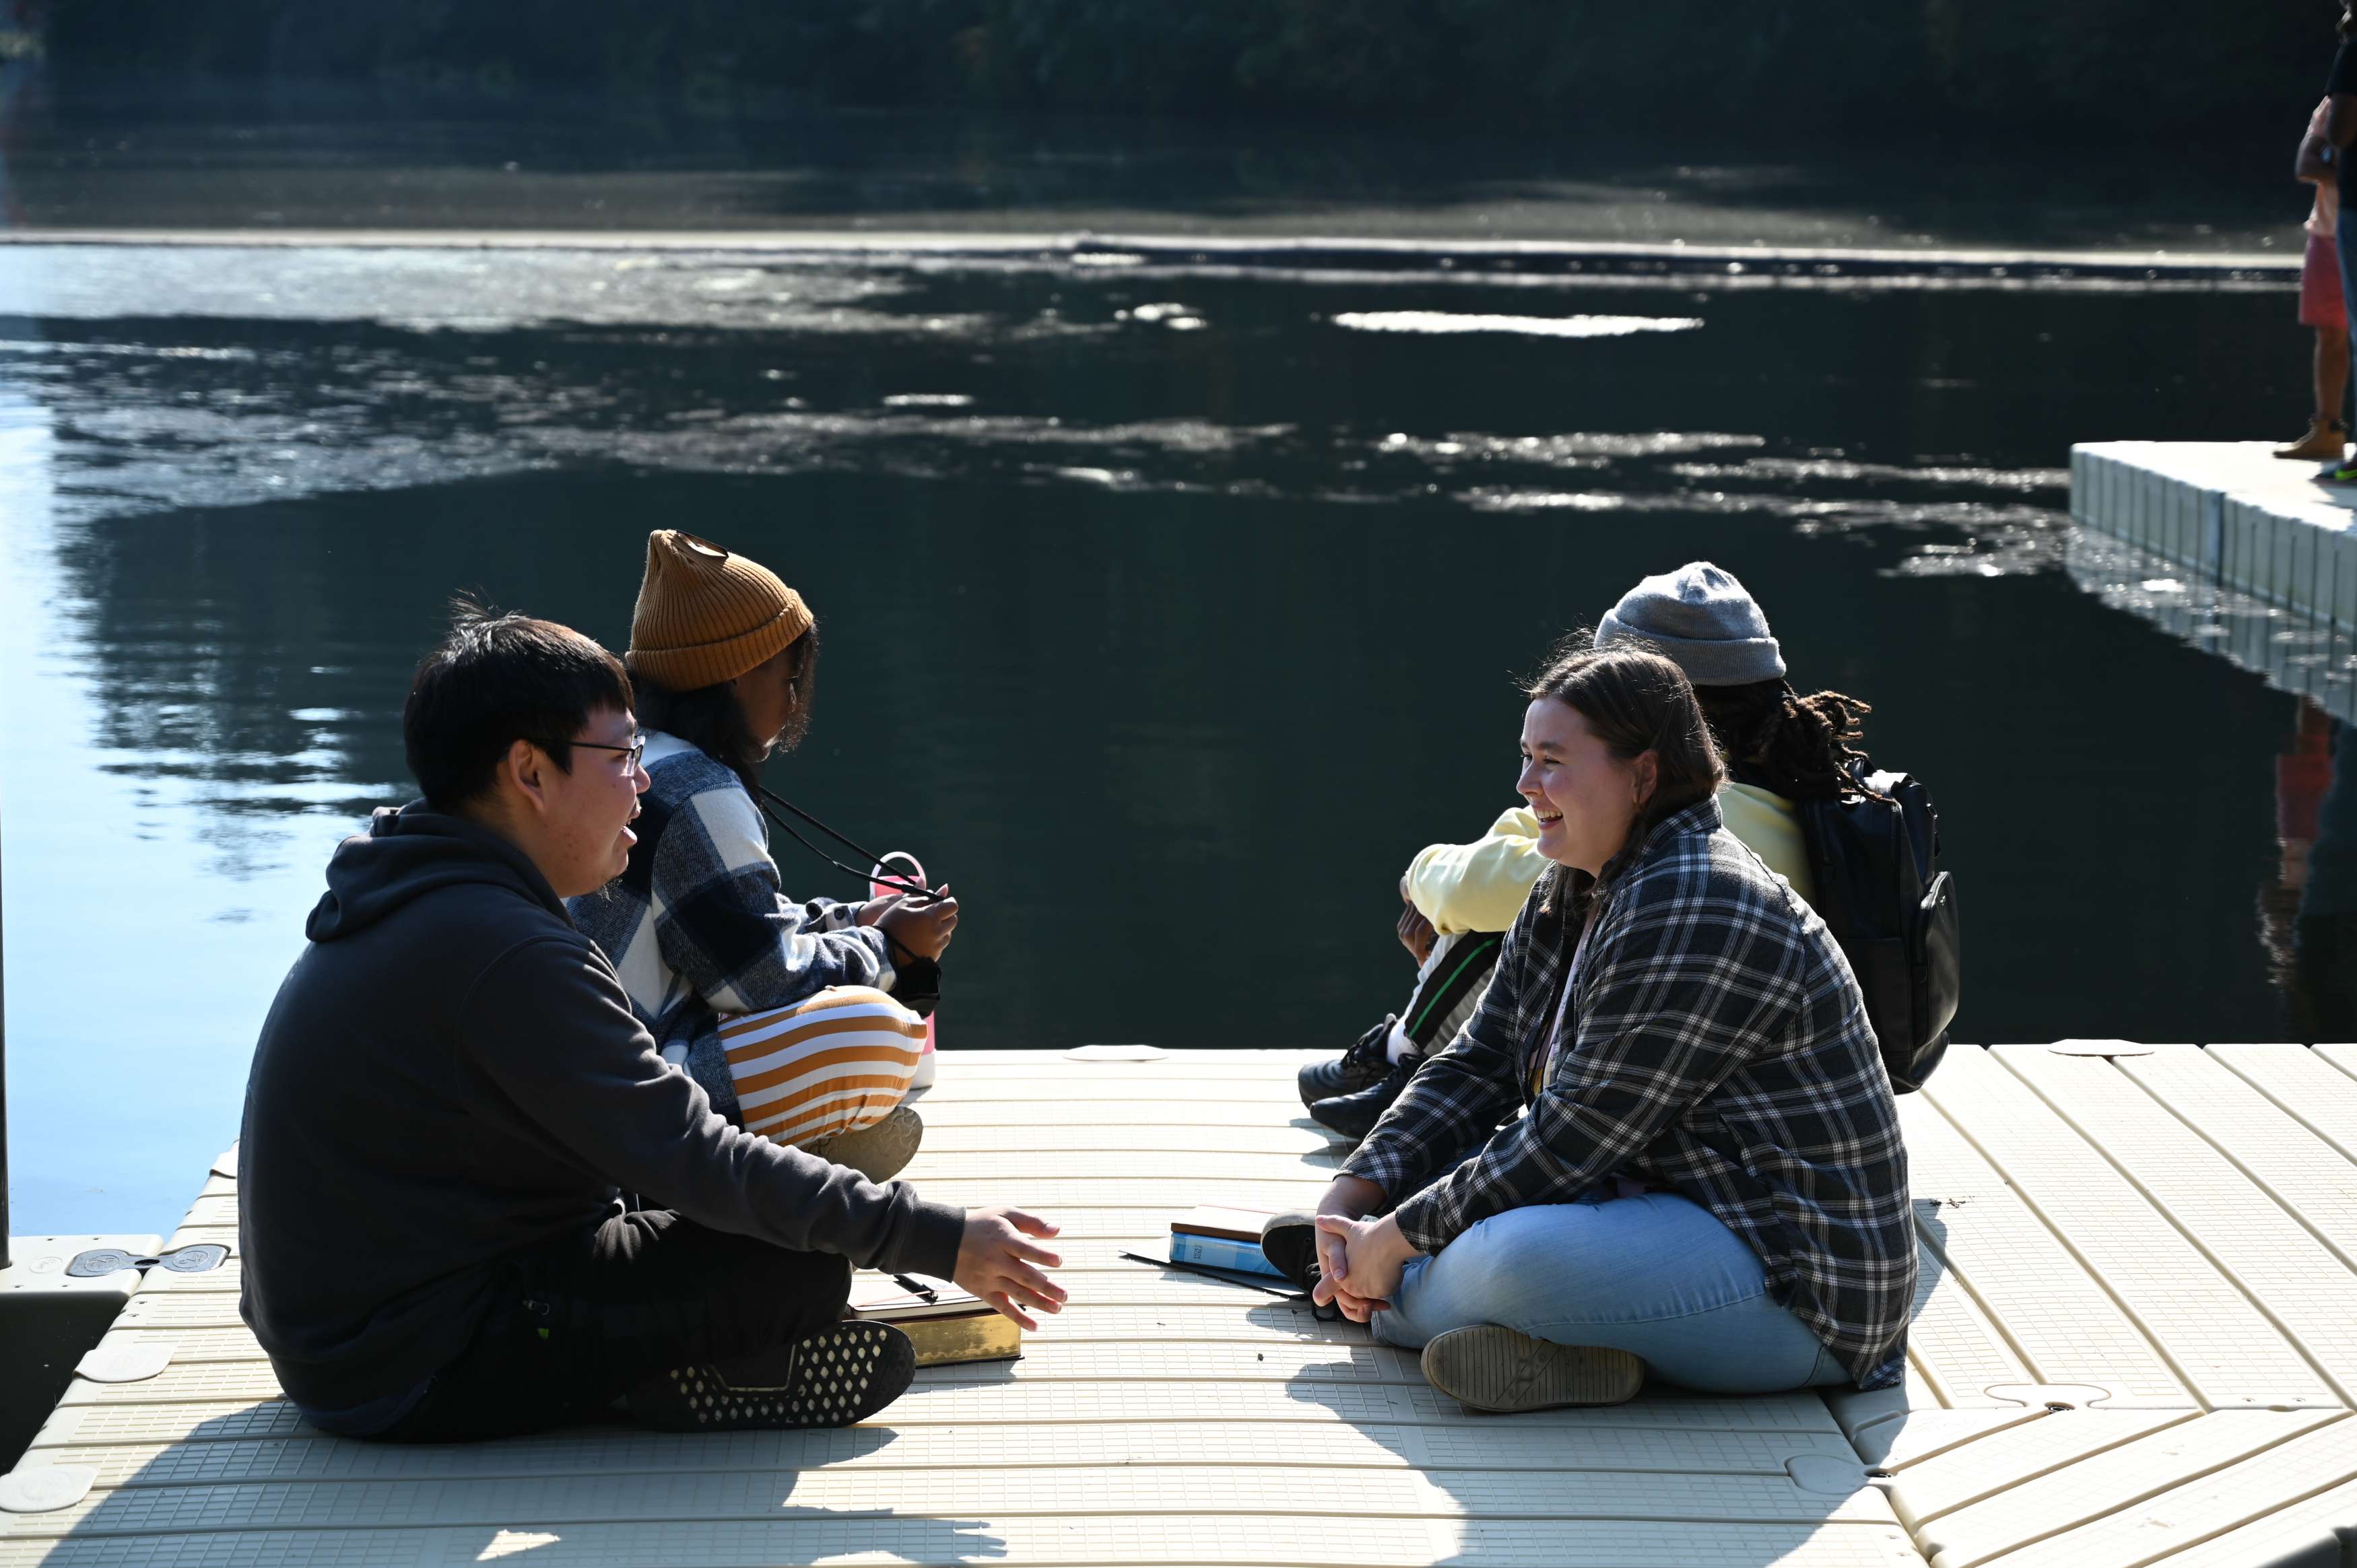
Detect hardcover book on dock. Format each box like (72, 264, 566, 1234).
(1168, 1205, 1286, 1279)
(847, 1272, 1022, 1366)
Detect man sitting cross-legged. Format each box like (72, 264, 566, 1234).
(238, 605, 1063, 1442)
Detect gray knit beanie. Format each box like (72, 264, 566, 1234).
(1593, 561, 1785, 687)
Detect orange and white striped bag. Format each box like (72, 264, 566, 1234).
(717, 986, 926, 1148)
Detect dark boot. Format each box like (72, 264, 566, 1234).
(1296, 1016, 1399, 1109)
(1309, 1052, 1421, 1140)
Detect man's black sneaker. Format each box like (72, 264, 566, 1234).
(1297, 1017, 1399, 1108)
(1259, 1211, 1321, 1294)
(1310, 1052, 1420, 1140)
(628, 1321, 916, 1432)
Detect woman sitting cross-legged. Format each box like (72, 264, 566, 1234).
(1291, 642, 1915, 1411)
(570, 531, 954, 1182)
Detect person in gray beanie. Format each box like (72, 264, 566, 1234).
(1292, 560, 1881, 1143)
(1595, 561, 1787, 687)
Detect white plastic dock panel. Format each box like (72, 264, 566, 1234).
(1965, 1413, 2357, 1568)
(1897, 1091, 2191, 1404)
(18, 1046, 2357, 1567)
(2123, 1047, 2357, 1269)
(1997, 1045, 2357, 1400)
(1923, 1046, 2335, 1408)
(1877, 1409, 2193, 1526)
(0, 1052, 1929, 1568)
(1911, 1410, 2342, 1568)
(2207, 1042, 2357, 1148)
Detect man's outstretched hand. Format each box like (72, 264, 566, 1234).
(953, 1205, 1065, 1330)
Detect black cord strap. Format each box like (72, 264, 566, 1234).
(751, 784, 947, 906)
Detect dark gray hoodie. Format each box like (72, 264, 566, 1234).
(238, 803, 964, 1412)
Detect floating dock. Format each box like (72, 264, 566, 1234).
(2070, 442, 2357, 724)
(7, 1044, 2357, 1566)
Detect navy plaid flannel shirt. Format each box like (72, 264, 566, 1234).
(1343, 796, 1916, 1389)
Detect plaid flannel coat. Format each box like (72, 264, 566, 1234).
(568, 733, 894, 1121)
(1343, 796, 1916, 1389)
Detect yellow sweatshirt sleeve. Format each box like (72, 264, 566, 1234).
(1403, 807, 1549, 934)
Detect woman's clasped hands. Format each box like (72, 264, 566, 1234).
(1310, 1210, 1424, 1323)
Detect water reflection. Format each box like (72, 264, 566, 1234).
(2275, 702, 2357, 1041)
(0, 244, 2326, 1233)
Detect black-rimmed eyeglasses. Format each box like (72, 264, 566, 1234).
(570, 735, 646, 770)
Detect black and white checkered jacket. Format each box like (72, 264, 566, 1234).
(568, 732, 894, 1120)
(1343, 795, 1916, 1389)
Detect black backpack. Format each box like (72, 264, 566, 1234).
(1795, 764, 1961, 1094)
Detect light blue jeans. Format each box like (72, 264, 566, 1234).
(1372, 1192, 1851, 1394)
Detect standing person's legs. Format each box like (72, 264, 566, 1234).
(375, 1209, 888, 1442)
(2287, 229, 2351, 460)
(2321, 325, 2352, 429)
(1371, 1193, 1849, 1396)
(2335, 205, 2357, 461)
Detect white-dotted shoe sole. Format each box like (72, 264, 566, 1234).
(655, 1323, 910, 1431)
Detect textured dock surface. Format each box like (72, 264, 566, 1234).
(7, 1045, 2357, 1566)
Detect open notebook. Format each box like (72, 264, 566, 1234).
(847, 1271, 1022, 1365)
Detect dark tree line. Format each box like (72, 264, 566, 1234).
(44, 0, 2334, 146)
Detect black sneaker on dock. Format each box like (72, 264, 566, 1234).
(1297, 1017, 1399, 1109)
(629, 1321, 916, 1432)
(1309, 1052, 1420, 1140)
(1259, 1211, 1321, 1294)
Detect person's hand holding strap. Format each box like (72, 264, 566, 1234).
(953, 1204, 1065, 1330)
(875, 887, 959, 963)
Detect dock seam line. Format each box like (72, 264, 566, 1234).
(1898, 1408, 2202, 1529)
(1989, 1052, 2356, 1409)
(1920, 1083, 2213, 1412)
(2114, 1054, 2357, 1285)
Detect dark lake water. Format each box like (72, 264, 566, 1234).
(2, 239, 2348, 1235)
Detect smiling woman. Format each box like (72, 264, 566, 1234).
(1298, 642, 1915, 1415)
(1514, 644, 1723, 877)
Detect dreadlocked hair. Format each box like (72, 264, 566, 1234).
(1694, 678, 1872, 801)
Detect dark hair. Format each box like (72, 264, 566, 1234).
(403, 599, 633, 809)
(628, 627, 819, 794)
(1694, 679, 1873, 801)
(1525, 640, 1727, 858)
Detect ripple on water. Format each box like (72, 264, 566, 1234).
(1331, 310, 1703, 337)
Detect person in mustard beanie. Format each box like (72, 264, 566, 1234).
(569, 531, 958, 1183)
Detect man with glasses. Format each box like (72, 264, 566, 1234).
(238, 605, 1063, 1441)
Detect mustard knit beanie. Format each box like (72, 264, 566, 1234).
(626, 531, 813, 691)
